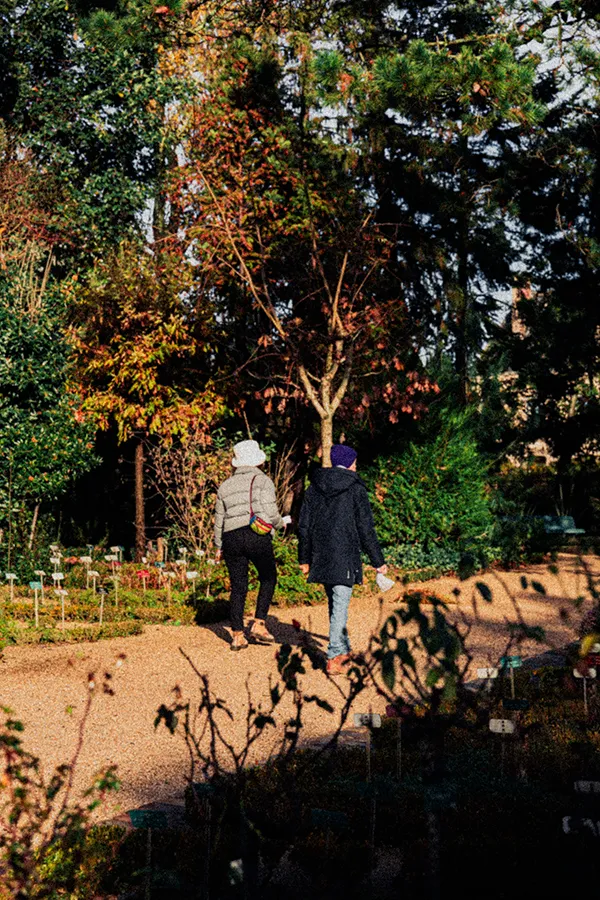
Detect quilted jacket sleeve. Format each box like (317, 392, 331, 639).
(258, 474, 284, 530)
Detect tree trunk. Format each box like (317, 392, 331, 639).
(321, 415, 333, 467)
(135, 439, 146, 562)
(28, 503, 40, 550)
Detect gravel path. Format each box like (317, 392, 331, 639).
(1, 553, 597, 821)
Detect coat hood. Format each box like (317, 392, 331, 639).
(310, 466, 359, 499)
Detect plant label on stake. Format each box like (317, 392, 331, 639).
(89, 571, 100, 595)
(354, 713, 382, 728)
(477, 667, 499, 692)
(50, 556, 61, 573)
(384, 706, 407, 781)
(137, 569, 150, 596)
(205, 557, 216, 598)
(128, 809, 168, 900)
(5, 573, 16, 602)
(186, 571, 199, 606)
(110, 546, 122, 563)
(500, 655, 522, 699)
(98, 587, 107, 627)
(353, 713, 382, 784)
(562, 816, 600, 838)
(104, 554, 118, 575)
(110, 575, 120, 608)
(79, 556, 92, 589)
(175, 559, 186, 586)
(490, 718, 515, 776)
(34, 570, 45, 601)
(574, 781, 600, 794)
(165, 571, 176, 602)
(502, 698, 530, 712)
(51, 573, 64, 596)
(573, 667, 597, 718)
(29, 581, 42, 628)
(489, 719, 515, 734)
(55, 588, 68, 630)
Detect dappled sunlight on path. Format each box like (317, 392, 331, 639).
(0, 553, 597, 817)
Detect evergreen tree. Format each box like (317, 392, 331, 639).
(482, 0, 600, 468)
(318, 0, 545, 404)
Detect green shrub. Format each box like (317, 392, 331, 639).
(488, 510, 552, 568)
(384, 543, 461, 572)
(365, 412, 493, 566)
(0, 620, 143, 650)
(273, 535, 323, 606)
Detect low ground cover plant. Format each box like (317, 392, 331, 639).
(0, 536, 326, 649)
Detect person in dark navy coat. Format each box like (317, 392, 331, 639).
(298, 444, 387, 675)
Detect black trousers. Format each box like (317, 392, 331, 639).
(222, 526, 277, 631)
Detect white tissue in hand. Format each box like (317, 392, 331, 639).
(376, 572, 395, 592)
(282, 515, 292, 525)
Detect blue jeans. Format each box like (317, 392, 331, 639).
(324, 584, 353, 659)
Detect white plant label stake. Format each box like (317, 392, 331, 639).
(34, 570, 46, 602)
(165, 571, 176, 602)
(490, 718, 515, 776)
(110, 575, 120, 608)
(80, 556, 92, 589)
(574, 780, 600, 794)
(500, 656, 522, 699)
(105, 554, 118, 575)
(98, 588, 106, 627)
(353, 713, 382, 782)
(89, 571, 99, 595)
(55, 588, 68, 630)
(51, 573, 64, 592)
(5, 573, 16, 602)
(477, 666, 499, 693)
(29, 581, 42, 628)
(353, 712, 381, 870)
(573, 667, 597, 718)
(138, 570, 149, 596)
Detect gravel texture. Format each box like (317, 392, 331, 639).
(0, 553, 597, 821)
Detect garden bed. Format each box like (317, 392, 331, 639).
(29, 662, 600, 899)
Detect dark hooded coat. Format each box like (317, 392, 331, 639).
(297, 467, 384, 586)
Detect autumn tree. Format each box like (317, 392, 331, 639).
(71, 242, 224, 559)
(164, 4, 435, 464)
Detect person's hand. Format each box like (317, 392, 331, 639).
(282, 515, 292, 527)
(376, 564, 388, 575)
(299, 563, 310, 576)
(215, 549, 222, 562)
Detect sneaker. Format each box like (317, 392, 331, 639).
(249, 619, 275, 644)
(230, 633, 249, 652)
(326, 654, 348, 676)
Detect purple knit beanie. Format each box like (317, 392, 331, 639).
(330, 444, 358, 468)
